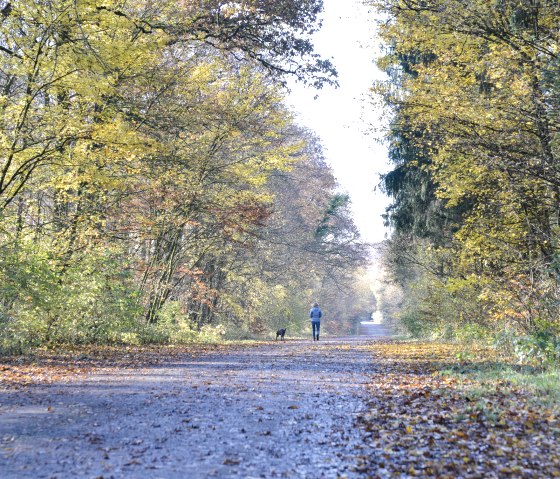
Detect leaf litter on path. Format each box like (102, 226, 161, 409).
(361, 341, 560, 478)
(0, 339, 378, 478)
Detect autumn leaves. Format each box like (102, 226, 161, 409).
(0, 1, 367, 351)
(373, 0, 560, 351)
(362, 341, 560, 478)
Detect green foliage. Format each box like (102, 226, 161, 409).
(495, 330, 560, 367)
(0, 241, 140, 353)
(445, 354, 560, 405)
(372, 0, 560, 364)
(140, 302, 225, 344)
(0, 0, 371, 353)
(315, 193, 351, 239)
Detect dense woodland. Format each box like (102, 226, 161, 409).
(373, 0, 560, 363)
(8, 0, 558, 361)
(3, 3, 560, 474)
(0, 0, 373, 353)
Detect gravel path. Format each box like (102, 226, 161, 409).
(0, 330, 387, 478)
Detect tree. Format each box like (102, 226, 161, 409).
(0, 0, 349, 348)
(371, 0, 560, 343)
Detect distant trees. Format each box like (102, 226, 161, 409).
(372, 0, 560, 357)
(0, 0, 371, 351)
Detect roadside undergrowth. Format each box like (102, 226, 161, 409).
(361, 340, 560, 478)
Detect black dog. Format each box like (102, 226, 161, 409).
(275, 328, 286, 341)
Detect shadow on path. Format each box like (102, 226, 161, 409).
(0, 335, 389, 479)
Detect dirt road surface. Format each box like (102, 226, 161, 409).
(1, 328, 389, 479)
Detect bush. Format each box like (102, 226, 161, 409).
(0, 241, 141, 353)
(140, 301, 225, 344)
(495, 329, 560, 367)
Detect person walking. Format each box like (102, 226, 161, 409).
(309, 303, 322, 341)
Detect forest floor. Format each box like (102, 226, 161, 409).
(1, 330, 560, 478)
(363, 341, 560, 478)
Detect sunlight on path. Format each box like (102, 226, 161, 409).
(0, 338, 384, 478)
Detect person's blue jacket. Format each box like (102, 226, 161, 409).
(309, 306, 322, 322)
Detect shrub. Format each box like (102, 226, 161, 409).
(0, 241, 141, 352)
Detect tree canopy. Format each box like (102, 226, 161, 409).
(0, 0, 371, 351)
(372, 0, 560, 356)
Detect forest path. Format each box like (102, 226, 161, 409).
(0, 332, 388, 479)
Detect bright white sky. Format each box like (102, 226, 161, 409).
(286, 0, 392, 244)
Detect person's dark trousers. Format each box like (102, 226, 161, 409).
(312, 321, 320, 340)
